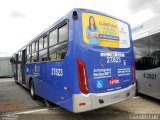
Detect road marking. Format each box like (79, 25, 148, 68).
(133, 96, 140, 99)
(13, 107, 60, 114)
(0, 79, 14, 83)
(16, 108, 49, 114)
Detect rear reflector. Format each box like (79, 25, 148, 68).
(79, 102, 86, 106)
(77, 59, 90, 95)
(61, 96, 64, 100)
(64, 87, 71, 91)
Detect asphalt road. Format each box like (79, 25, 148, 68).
(0, 78, 45, 115)
(0, 78, 160, 120)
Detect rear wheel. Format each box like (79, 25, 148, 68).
(30, 80, 37, 100)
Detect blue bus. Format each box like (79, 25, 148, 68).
(11, 8, 135, 113)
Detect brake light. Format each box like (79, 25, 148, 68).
(79, 102, 86, 106)
(77, 59, 90, 95)
(132, 60, 135, 85)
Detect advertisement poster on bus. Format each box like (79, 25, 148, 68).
(82, 12, 130, 48)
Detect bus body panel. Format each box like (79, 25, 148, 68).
(75, 47, 134, 93)
(73, 85, 135, 113)
(26, 61, 74, 111)
(71, 10, 135, 112)
(136, 69, 160, 99)
(24, 14, 75, 111)
(74, 11, 135, 93)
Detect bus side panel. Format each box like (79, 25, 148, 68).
(35, 62, 46, 97)
(25, 63, 44, 97)
(42, 61, 73, 111)
(18, 64, 22, 83)
(25, 63, 33, 89)
(41, 17, 74, 112)
(136, 69, 160, 99)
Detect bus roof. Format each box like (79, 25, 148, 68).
(132, 14, 160, 40)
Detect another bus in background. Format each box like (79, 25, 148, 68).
(132, 15, 160, 99)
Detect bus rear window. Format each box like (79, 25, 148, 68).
(82, 12, 130, 48)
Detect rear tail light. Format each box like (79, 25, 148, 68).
(77, 59, 90, 95)
(132, 60, 135, 85)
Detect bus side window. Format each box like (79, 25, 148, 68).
(32, 43, 34, 62)
(19, 51, 22, 63)
(39, 36, 48, 62)
(158, 52, 160, 67)
(32, 42, 38, 62)
(49, 29, 57, 61)
(57, 47, 67, 60)
(49, 23, 68, 61)
(59, 24, 68, 43)
(27, 45, 31, 63)
(49, 44, 67, 61)
(149, 34, 160, 69)
(134, 36, 150, 70)
(39, 38, 43, 50)
(49, 29, 57, 46)
(32, 41, 38, 62)
(27, 46, 29, 63)
(61, 51, 66, 59)
(39, 38, 43, 62)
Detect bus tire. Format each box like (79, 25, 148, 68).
(30, 80, 37, 100)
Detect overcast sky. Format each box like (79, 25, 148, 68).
(0, 0, 159, 56)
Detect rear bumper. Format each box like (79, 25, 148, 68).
(73, 84, 135, 113)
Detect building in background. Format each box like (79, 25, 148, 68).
(0, 57, 13, 77)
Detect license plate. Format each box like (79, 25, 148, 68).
(109, 78, 119, 85)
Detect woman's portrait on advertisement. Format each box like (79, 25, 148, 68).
(86, 16, 99, 45)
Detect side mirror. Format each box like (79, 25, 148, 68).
(10, 58, 15, 64)
(10, 58, 13, 63)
